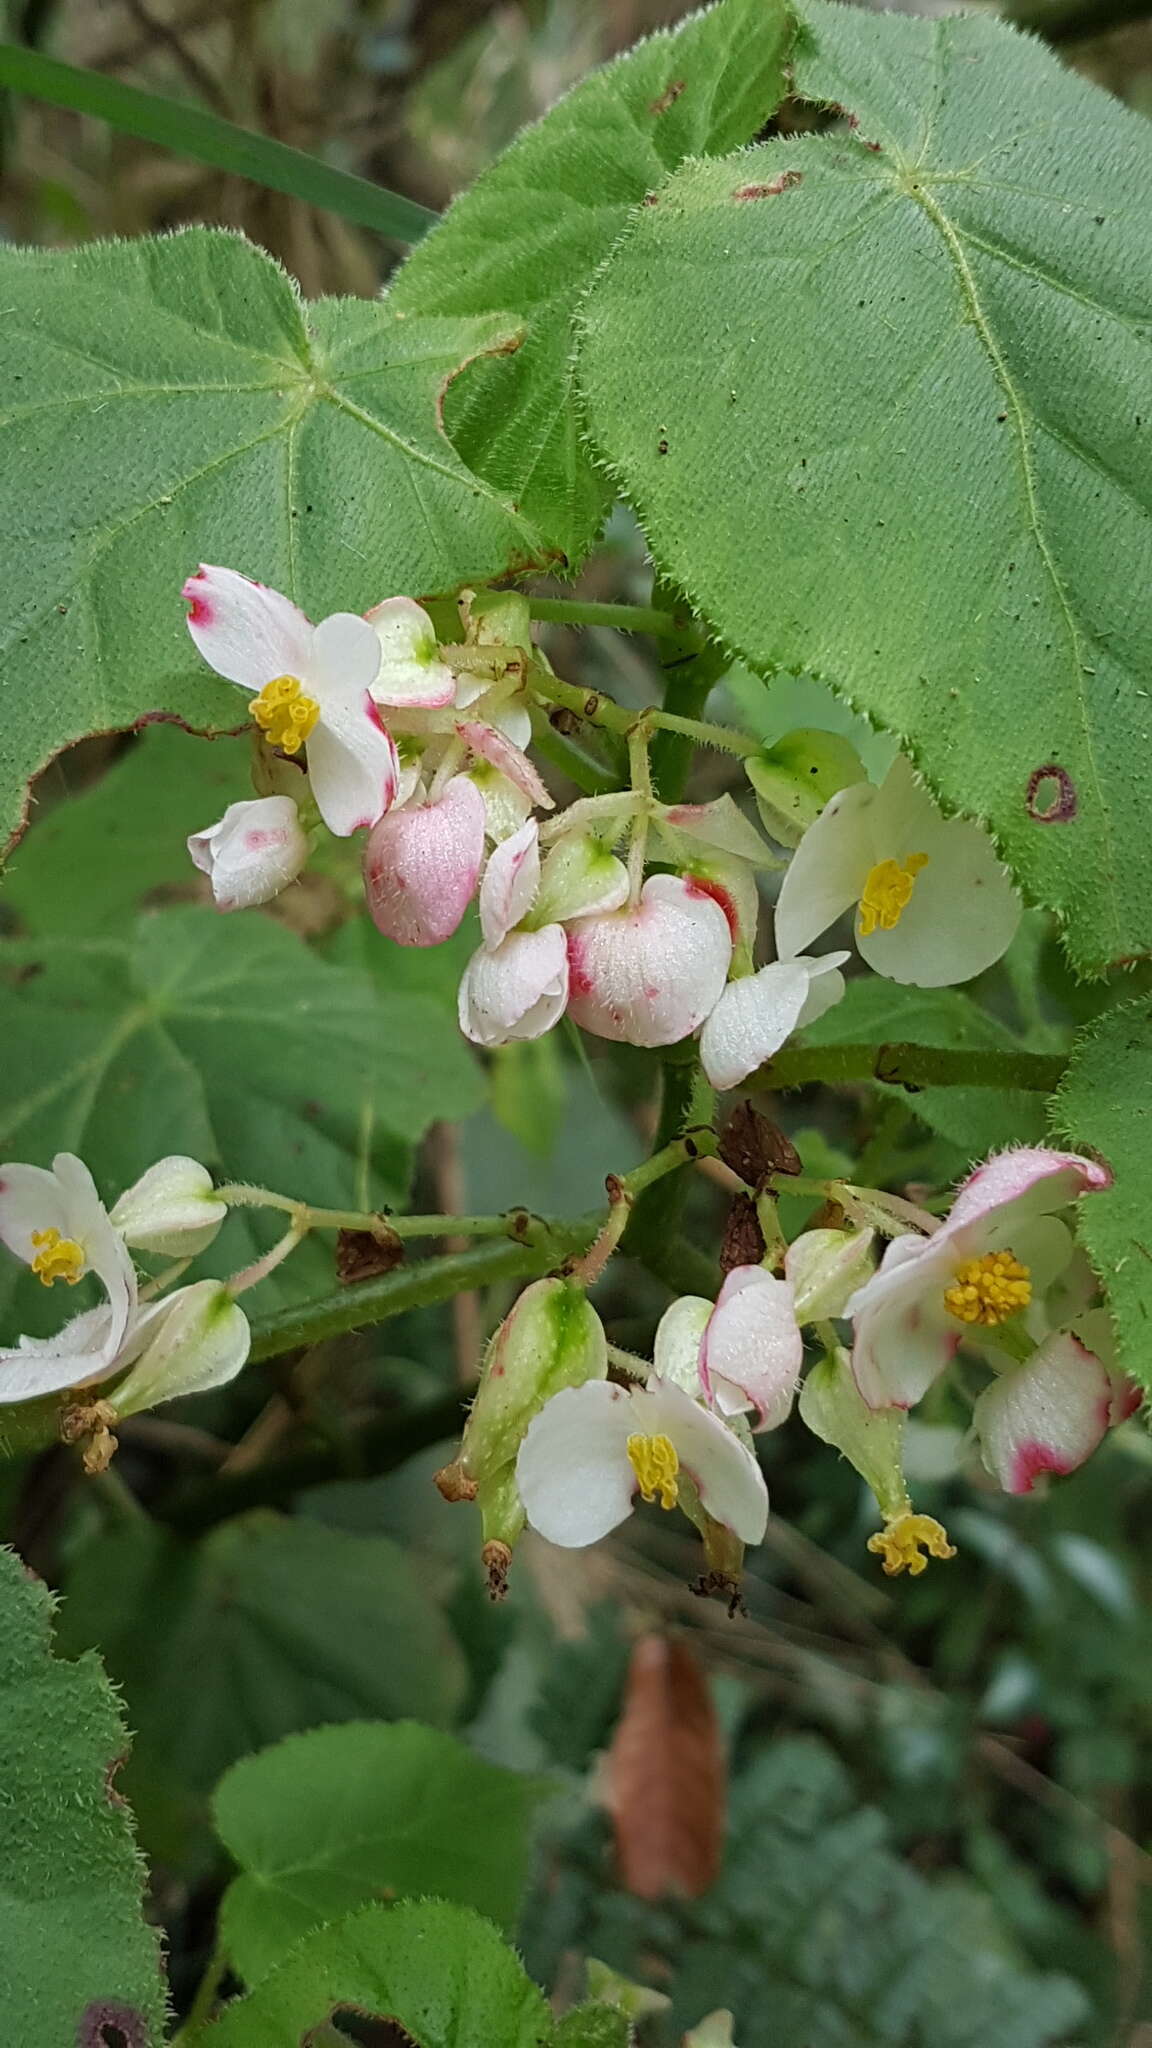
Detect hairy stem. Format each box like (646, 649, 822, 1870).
(753, 1041, 1065, 1094)
(529, 596, 695, 640)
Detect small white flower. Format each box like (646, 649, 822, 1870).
(700, 949, 848, 1091)
(188, 794, 309, 912)
(183, 565, 397, 838)
(516, 1378, 768, 1549)
(655, 1266, 803, 1431)
(0, 1153, 136, 1383)
(775, 754, 1020, 986)
(458, 925, 569, 1046)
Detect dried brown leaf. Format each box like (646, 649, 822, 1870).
(603, 1633, 725, 1900)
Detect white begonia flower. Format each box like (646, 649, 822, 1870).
(478, 820, 630, 954)
(516, 1379, 768, 1549)
(0, 1153, 136, 1380)
(700, 949, 848, 1092)
(183, 565, 397, 838)
(363, 596, 455, 709)
(0, 1280, 249, 1411)
(775, 754, 1021, 986)
(110, 1156, 227, 1258)
(458, 925, 569, 1047)
(655, 1266, 803, 1431)
(188, 794, 309, 913)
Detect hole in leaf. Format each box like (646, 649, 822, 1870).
(78, 2002, 151, 2048)
(1025, 763, 1077, 823)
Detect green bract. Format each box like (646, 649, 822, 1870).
(577, 0, 1152, 971)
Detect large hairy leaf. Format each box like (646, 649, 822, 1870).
(0, 226, 544, 851)
(390, 0, 793, 563)
(577, 0, 1152, 971)
(1054, 996, 1152, 1393)
(215, 1720, 546, 1983)
(0, 1544, 166, 2043)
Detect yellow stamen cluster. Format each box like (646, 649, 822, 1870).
(627, 1431, 680, 1511)
(867, 1512, 956, 1578)
(249, 674, 320, 755)
(858, 852, 929, 936)
(943, 1249, 1031, 1326)
(30, 1226, 85, 1287)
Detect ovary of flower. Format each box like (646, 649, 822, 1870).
(248, 674, 320, 755)
(30, 1227, 85, 1287)
(867, 1512, 956, 1578)
(857, 852, 928, 937)
(627, 1431, 679, 1509)
(943, 1250, 1031, 1327)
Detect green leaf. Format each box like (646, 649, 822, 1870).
(0, 42, 438, 242)
(0, 1543, 166, 2042)
(804, 978, 1048, 1158)
(577, 0, 1152, 972)
(0, 226, 545, 851)
(57, 1515, 469, 1869)
(0, 902, 482, 1331)
(202, 1899, 550, 2047)
(1053, 995, 1152, 1393)
(215, 1720, 547, 1984)
(390, 0, 793, 563)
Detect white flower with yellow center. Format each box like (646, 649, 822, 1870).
(183, 565, 398, 838)
(775, 755, 1021, 986)
(515, 1378, 768, 1550)
(0, 1152, 136, 1385)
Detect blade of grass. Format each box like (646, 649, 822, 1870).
(0, 41, 439, 243)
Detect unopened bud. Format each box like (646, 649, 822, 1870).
(798, 1347, 908, 1520)
(110, 1156, 227, 1257)
(746, 729, 864, 845)
(785, 1227, 875, 1322)
(459, 1277, 607, 1486)
(533, 830, 629, 926)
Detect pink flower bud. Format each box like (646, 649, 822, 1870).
(458, 925, 569, 1047)
(566, 874, 732, 1048)
(188, 795, 308, 911)
(973, 1331, 1113, 1494)
(362, 774, 486, 947)
(700, 1265, 803, 1431)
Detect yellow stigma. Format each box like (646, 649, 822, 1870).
(858, 852, 929, 937)
(627, 1432, 680, 1510)
(943, 1249, 1031, 1327)
(249, 674, 320, 755)
(867, 1512, 956, 1579)
(30, 1227, 85, 1287)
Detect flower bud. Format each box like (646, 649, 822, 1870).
(973, 1330, 1112, 1494)
(798, 1346, 908, 1520)
(785, 1227, 875, 1323)
(746, 729, 864, 845)
(363, 774, 486, 947)
(533, 831, 629, 926)
(110, 1156, 227, 1257)
(566, 874, 732, 1048)
(458, 925, 569, 1046)
(700, 1266, 803, 1432)
(459, 1277, 608, 1486)
(111, 1280, 250, 1418)
(188, 794, 308, 911)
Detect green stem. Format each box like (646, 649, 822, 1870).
(529, 597, 691, 640)
(650, 580, 729, 800)
(648, 707, 760, 759)
(216, 1184, 522, 1241)
(753, 1041, 1065, 1094)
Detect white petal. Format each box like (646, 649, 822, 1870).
(182, 565, 313, 690)
(364, 597, 455, 708)
(794, 951, 849, 1028)
(306, 703, 399, 837)
(653, 1296, 712, 1397)
(857, 810, 1020, 986)
(566, 874, 732, 1049)
(945, 1146, 1111, 1242)
(0, 1163, 70, 1266)
(112, 1281, 251, 1416)
(458, 926, 569, 1047)
(467, 763, 534, 842)
(0, 1305, 123, 1401)
(188, 795, 308, 912)
(700, 962, 811, 1091)
(516, 1381, 637, 1546)
(479, 819, 540, 951)
(640, 1382, 769, 1545)
(55, 1153, 137, 1361)
(848, 1234, 961, 1409)
(774, 779, 875, 957)
(308, 612, 383, 706)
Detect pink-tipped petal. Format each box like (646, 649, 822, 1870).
(365, 596, 455, 708)
(182, 565, 313, 690)
(479, 819, 540, 950)
(974, 1332, 1112, 1494)
(458, 925, 569, 1047)
(946, 1146, 1113, 1239)
(363, 774, 486, 946)
(701, 1266, 803, 1431)
(458, 720, 554, 811)
(306, 699, 399, 837)
(566, 873, 732, 1049)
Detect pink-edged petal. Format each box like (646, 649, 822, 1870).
(974, 1332, 1112, 1494)
(701, 1266, 803, 1431)
(182, 565, 313, 690)
(774, 778, 875, 958)
(364, 596, 455, 708)
(306, 702, 399, 837)
(659, 796, 774, 867)
(458, 720, 554, 811)
(188, 795, 308, 912)
(479, 818, 540, 951)
(363, 774, 485, 946)
(653, 1296, 712, 1398)
(458, 925, 569, 1047)
(848, 1234, 960, 1409)
(308, 612, 383, 705)
(945, 1146, 1112, 1243)
(566, 873, 732, 1049)
(0, 1163, 69, 1266)
(516, 1381, 637, 1546)
(639, 1382, 769, 1545)
(700, 961, 811, 1091)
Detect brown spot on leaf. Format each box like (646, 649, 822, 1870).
(649, 78, 686, 115)
(303, 2012, 416, 2048)
(78, 2004, 152, 2048)
(732, 171, 803, 200)
(1026, 763, 1078, 822)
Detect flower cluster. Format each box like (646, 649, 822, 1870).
(182, 568, 1023, 1082)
